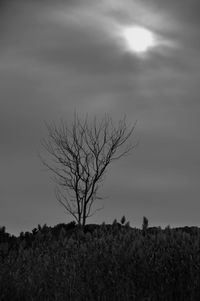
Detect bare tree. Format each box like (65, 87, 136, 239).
(40, 113, 137, 227)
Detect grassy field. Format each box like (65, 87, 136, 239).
(0, 220, 200, 300)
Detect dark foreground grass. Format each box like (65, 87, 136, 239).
(0, 221, 200, 300)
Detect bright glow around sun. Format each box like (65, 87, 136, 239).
(122, 26, 155, 53)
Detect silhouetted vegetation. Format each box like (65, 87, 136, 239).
(41, 114, 136, 226)
(0, 219, 200, 300)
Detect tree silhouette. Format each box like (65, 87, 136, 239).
(142, 216, 149, 234)
(41, 113, 137, 227)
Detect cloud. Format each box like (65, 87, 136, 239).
(1, 0, 200, 232)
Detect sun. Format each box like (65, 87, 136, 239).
(122, 26, 155, 53)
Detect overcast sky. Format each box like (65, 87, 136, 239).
(1, 0, 200, 235)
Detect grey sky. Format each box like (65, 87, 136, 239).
(1, 0, 200, 234)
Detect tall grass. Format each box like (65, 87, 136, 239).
(0, 222, 200, 300)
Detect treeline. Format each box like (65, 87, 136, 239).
(0, 219, 200, 300)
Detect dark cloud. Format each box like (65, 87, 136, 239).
(148, 0, 200, 24)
